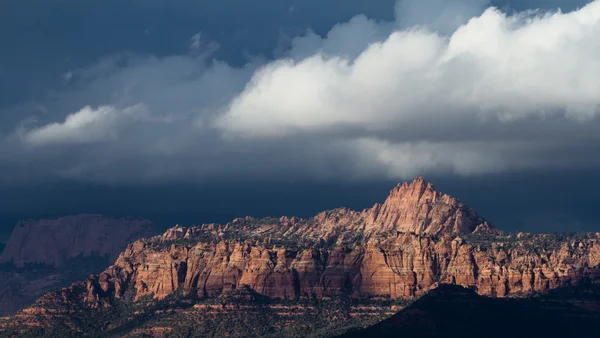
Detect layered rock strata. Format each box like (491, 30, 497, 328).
(83, 230, 600, 305)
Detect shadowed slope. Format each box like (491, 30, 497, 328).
(342, 283, 600, 338)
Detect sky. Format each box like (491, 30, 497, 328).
(1, 0, 599, 236)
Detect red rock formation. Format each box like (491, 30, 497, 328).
(364, 177, 489, 235)
(81, 230, 600, 304)
(4, 178, 600, 334)
(60, 178, 598, 305)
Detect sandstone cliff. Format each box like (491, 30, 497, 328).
(82, 229, 600, 305)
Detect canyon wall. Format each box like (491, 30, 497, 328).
(83, 228, 600, 306)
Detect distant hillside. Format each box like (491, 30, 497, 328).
(0, 214, 155, 267)
(0, 215, 155, 316)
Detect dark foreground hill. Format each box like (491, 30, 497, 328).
(342, 282, 600, 338)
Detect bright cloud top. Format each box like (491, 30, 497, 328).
(217, 1, 600, 137)
(3, 0, 600, 184)
(23, 105, 148, 146)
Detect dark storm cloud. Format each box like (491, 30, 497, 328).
(0, 0, 599, 188)
(0, 0, 397, 111)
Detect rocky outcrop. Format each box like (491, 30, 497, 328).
(0, 214, 155, 267)
(364, 177, 491, 235)
(82, 230, 600, 305)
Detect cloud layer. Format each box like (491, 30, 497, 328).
(2, 0, 600, 184)
(220, 1, 600, 134)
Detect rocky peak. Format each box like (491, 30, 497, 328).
(384, 176, 441, 206)
(365, 177, 490, 235)
(151, 178, 489, 248)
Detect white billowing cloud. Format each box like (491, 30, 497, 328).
(217, 1, 600, 138)
(3, 0, 600, 184)
(443, 5, 600, 120)
(217, 29, 446, 137)
(208, 0, 600, 179)
(23, 104, 147, 146)
(2, 51, 261, 183)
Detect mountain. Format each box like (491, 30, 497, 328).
(342, 283, 600, 338)
(0, 214, 155, 267)
(0, 215, 155, 316)
(0, 178, 599, 337)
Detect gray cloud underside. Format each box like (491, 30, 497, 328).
(1, 0, 600, 185)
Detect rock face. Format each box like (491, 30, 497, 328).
(2, 178, 600, 336)
(364, 177, 490, 235)
(0, 214, 155, 267)
(71, 178, 599, 305)
(83, 230, 600, 304)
